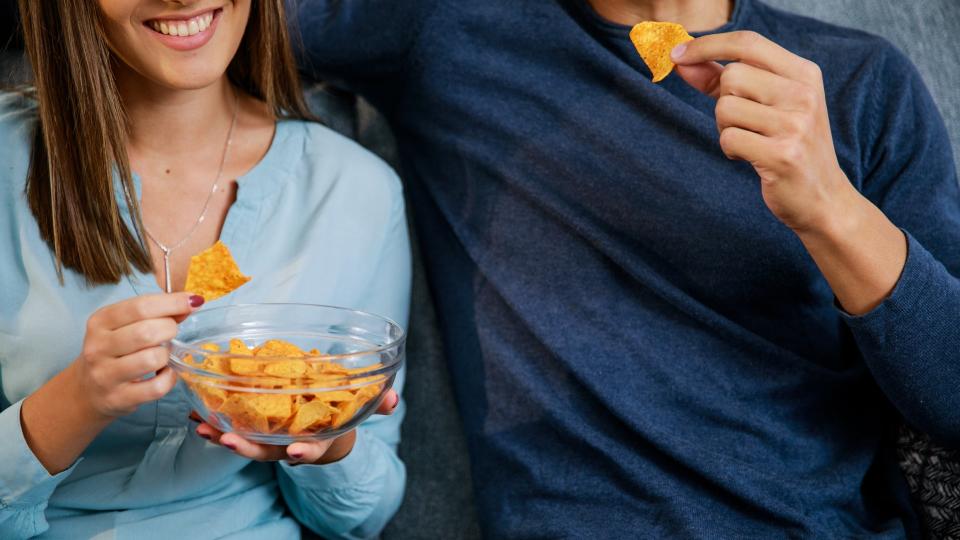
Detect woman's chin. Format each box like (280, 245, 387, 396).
(141, 65, 231, 92)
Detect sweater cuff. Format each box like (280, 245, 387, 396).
(0, 399, 80, 508)
(278, 428, 386, 491)
(838, 230, 936, 337)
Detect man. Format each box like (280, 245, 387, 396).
(293, 0, 959, 537)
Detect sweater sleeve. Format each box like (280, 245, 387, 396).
(0, 399, 82, 540)
(843, 43, 960, 446)
(288, 0, 438, 111)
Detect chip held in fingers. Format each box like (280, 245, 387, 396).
(629, 21, 694, 83)
(183, 240, 251, 301)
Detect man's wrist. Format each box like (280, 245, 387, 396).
(792, 172, 865, 247)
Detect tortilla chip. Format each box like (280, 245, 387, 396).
(315, 390, 357, 403)
(629, 21, 694, 83)
(256, 339, 305, 358)
(289, 400, 337, 434)
(330, 386, 380, 429)
(220, 394, 270, 433)
(196, 384, 229, 410)
(264, 360, 309, 378)
(184, 338, 388, 438)
(183, 241, 251, 301)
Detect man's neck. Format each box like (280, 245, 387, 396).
(115, 62, 236, 162)
(587, 0, 733, 32)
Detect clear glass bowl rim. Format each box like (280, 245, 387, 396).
(169, 303, 406, 385)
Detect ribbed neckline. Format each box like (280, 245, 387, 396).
(576, 0, 750, 37)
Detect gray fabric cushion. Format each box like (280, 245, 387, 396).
(304, 88, 482, 540)
(763, 0, 960, 171)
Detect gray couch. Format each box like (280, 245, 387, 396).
(2, 1, 958, 538)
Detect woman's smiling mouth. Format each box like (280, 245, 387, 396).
(144, 8, 223, 50)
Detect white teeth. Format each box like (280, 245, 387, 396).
(150, 12, 215, 37)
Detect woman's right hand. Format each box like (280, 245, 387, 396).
(20, 292, 203, 474)
(73, 292, 204, 419)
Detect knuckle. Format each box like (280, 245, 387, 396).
(159, 319, 178, 341)
(737, 31, 761, 49)
(776, 140, 803, 166)
(719, 127, 738, 147)
(136, 323, 158, 345)
(784, 113, 807, 134)
(797, 86, 818, 109)
(716, 95, 737, 112)
(715, 96, 736, 123)
(148, 373, 175, 400)
(81, 342, 98, 360)
(131, 300, 150, 321)
(720, 62, 741, 87)
(801, 59, 822, 81)
(150, 347, 171, 369)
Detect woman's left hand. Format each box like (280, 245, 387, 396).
(671, 30, 856, 234)
(191, 389, 400, 465)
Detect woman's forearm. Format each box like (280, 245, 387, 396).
(794, 185, 908, 316)
(20, 362, 112, 474)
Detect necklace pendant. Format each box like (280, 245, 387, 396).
(162, 252, 172, 294)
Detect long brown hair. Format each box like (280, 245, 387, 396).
(17, 0, 312, 285)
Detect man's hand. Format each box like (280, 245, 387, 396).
(670, 31, 907, 315)
(671, 30, 854, 233)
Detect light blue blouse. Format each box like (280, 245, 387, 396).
(0, 93, 411, 540)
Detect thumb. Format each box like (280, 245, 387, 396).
(674, 61, 724, 99)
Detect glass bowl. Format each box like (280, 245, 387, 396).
(169, 303, 405, 444)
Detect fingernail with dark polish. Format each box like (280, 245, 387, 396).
(391, 394, 400, 410)
(289, 452, 304, 460)
(189, 295, 205, 308)
(223, 442, 237, 451)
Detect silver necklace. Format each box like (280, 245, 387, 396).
(142, 91, 240, 293)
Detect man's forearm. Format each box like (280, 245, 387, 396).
(794, 183, 908, 316)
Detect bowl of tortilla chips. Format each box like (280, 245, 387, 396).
(169, 303, 405, 445)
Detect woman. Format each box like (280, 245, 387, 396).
(0, 1, 410, 539)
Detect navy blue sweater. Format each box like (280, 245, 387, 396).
(294, 0, 960, 537)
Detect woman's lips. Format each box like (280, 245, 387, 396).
(144, 8, 222, 52)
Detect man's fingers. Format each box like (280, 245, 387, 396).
(718, 126, 774, 163)
(94, 292, 201, 330)
(716, 95, 781, 136)
(673, 31, 812, 81)
(718, 62, 794, 106)
(674, 62, 724, 98)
